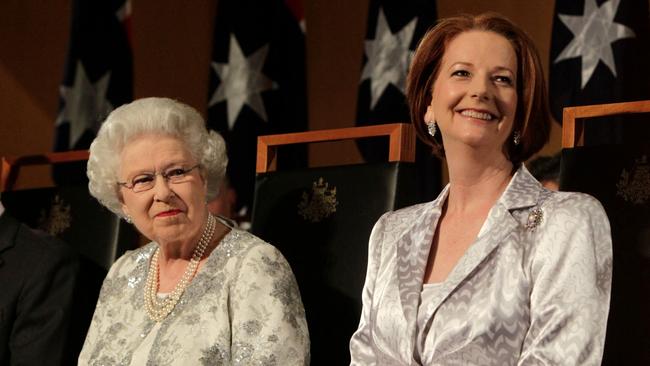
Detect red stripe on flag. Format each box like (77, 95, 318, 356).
(284, 0, 303, 22)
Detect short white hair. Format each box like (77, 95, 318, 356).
(87, 97, 227, 217)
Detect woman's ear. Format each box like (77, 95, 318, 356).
(121, 203, 131, 219)
(198, 167, 208, 188)
(202, 172, 208, 192)
(424, 105, 435, 123)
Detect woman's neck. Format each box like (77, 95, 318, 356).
(444, 147, 514, 216)
(157, 220, 229, 270)
(157, 230, 203, 263)
(156, 212, 213, 263)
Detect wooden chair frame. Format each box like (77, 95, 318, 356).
(562, 100, 650, 148)
(256, 123, 415, 173)
(0, 150, 89, 192)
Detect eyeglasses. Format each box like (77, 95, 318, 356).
(118, 164, 201, 193)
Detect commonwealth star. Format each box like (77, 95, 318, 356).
(554, 0, 635, 89)
(360, 8, 417, 110)
(209, 34, 277, 130)
(56, 60, 113, 149)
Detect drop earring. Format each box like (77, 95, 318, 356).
(426, 121, 437, 137)
(513, 130, 521, 146)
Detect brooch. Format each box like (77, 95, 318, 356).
(525, 207, 543, 231)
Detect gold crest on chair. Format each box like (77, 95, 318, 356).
(616, 155, 650, 205)
(297, 177, 338, 223)
(38, 194, 72, 236)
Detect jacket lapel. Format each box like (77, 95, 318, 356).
(394, 185, 448, 360)
(421, 165, 543, 319)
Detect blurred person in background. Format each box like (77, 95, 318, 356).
(527, 152, 561, 190)
(0, 197, 78, 365)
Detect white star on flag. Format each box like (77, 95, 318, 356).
(361, 8, 418, 110)
(554, 0, 635, 89)
(116, 0, 131, 22)
(56, 60, 113, 148)
(209, 34, 277, 130)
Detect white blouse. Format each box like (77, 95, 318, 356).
(415, 282, 444, 364)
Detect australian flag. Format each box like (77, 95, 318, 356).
(550, 0, 650, 145)
(207, 0, 307, 215)
(53, 0, 133, 183)
(54, 0, 133, 152)
(356, 0, 439, 201)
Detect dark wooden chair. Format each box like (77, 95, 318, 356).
(560, 100, 650, 366)
(252, 124, 422, 365)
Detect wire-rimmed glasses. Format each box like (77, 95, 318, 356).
(117, 164, 201, 193)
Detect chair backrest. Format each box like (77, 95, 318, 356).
(252, 123, 422, 365)
(562, 100, 650, 148)
(1, 150, 139, 270)
(560, 101, 650, 366)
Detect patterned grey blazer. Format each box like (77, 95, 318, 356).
(350, 165, 612, 365)
(79, 227, 309, 365)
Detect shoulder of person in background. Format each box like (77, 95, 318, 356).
(527, 152, 561, 190)
(0, 209, 80, 366)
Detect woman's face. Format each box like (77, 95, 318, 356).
(426, 30, 518, 154)
(119, 133, 207, 245)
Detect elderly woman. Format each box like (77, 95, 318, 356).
(350, 13, 612, 365)
(79, 97, 309, 365)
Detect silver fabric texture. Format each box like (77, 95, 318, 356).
(350, 165, 612, 365)
(78, 228, 309, 365)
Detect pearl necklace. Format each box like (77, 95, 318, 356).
(144, 213, 216, 322)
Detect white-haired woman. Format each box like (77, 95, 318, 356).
(78, 97, 309, 365)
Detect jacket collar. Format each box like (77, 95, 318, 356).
(395, 164, 543, 349)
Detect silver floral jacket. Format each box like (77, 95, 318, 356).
(350, 166, 612, 365)
(79, 228, 309, 365)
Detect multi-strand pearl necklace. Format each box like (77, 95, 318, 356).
(144, 213, 217, 322)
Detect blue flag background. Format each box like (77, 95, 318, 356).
(207, 0, 308, 215)
(550, 0, 650, 144)
(53, 0, 133, 184)
(356, 0, 440, 202)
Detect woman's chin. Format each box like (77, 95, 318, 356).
(151, 221, 189, 244)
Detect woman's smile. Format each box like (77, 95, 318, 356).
(456, 108, 499, 121)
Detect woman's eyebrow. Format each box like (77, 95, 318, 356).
(492, 66, 515, 74)
(448, 61, 473, 69)
(161, 161, 190, 170)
